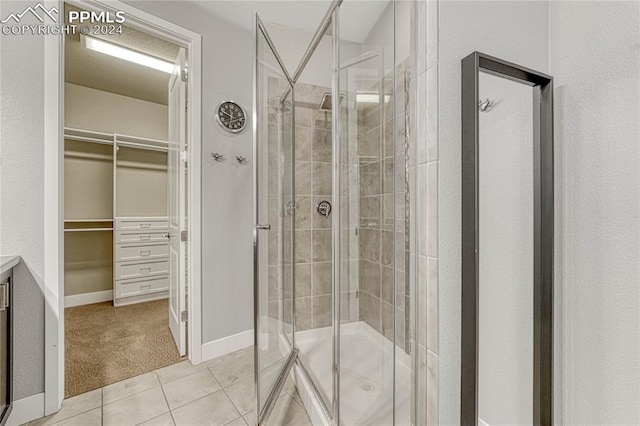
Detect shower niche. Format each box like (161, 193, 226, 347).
(253, 1, 419, 425)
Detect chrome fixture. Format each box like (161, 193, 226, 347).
(236, 155, 248, 165)
(211, 152, 225, 162)
(316, 200, 332, 217)
(478, 98, 497, 112)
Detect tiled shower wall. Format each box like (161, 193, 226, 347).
(415, 0, 440, 424)
(293, 82, 334, 331)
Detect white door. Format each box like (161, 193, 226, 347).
(168, 48, 187, 356)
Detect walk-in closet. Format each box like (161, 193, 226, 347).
(62, 3, 187, 397)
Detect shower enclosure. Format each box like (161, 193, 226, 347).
(253, 1, 418, 424)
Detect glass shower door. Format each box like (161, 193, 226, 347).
(253, 14, 297, 425)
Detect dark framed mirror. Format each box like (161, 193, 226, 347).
(461, 52, 554, 426)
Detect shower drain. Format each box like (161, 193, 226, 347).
(360, 383, 375, 393)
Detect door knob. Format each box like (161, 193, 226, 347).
(256, 224, 271, 230)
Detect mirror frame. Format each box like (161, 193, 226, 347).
(460, 51, 554, 426)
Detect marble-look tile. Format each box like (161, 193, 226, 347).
(139, 412, 175, 426)
(312, 128, 332, 163)
(426, 162, 438, 257)
(295, 196, 312, 230)
(311, 229, 331, 262)
(171, 391, 240, 426)
(294, 263, 311, 297)
(103, 386, 169, 426)
(359, 126, 382, 158)
(425, 65, 439, 163)
(295, 106, 312, 128)
(156, 360, 208, 385)
(295, 297, 312, 331)
(295, 126, 312, 161)
(295, 230, 312, 263)
(359, 290, 381, 332)
(383, 157, 395, 194)
(360, 196, 381, 228)
(380, 265, 394, 304)
(295, 162, 311, 196)
(360, 260, 381, 297)
(427, 351, 439, 426)
(312, 261, 332, 296)
(419, 255, 428, 347)
(312, 294, 332, 328)
(380, 230, 394, 267)
(268, 266, 280, 302)
(162, 368, 221, 410)
(312, 163, 332, 196)
(224, 375, 255, 415)
(359, 161, 381, 196)
(427, 257, 439, 352)
(359, 228, 380, 263)
(395, 307, 406, 351)
(381, 300, 394, 341)
(54, 408, 101, 426)
(30, 389, 101, 426)
(206, 347, 254, 388)
(266, 394, 312, 426)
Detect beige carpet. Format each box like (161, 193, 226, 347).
(65, 299, 185, 398)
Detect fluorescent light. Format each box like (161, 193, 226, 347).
(356, 93, 391, 104)
(82, 34, 175, 74)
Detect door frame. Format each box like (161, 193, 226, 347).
(43, 0, 202, 414)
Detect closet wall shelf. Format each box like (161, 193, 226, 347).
(64, 127, 169, 152)
(65, 219, 114, 223)
(64, 227, 113, 232)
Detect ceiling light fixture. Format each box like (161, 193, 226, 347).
(81, 34, 175, 74)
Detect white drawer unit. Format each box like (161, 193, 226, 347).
(115, 259, 169, 280)
(114, 216, 169, 305)
(115, 276, 169, 299)
(115, 230, 169, 244)
(116, 242, 169, 262)
(115, 217, 169, 231)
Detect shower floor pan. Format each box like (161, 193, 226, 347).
(294, 321, 412, 425)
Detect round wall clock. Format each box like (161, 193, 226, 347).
(215, 100, 247, 133)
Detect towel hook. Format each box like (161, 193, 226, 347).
(235, 155, 248, 165)
(211, 152, 225, 162)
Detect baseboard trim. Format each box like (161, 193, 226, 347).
(64, 290, 112, 308)
(7, 392, 45, 426)
(201, 329, 253, 362)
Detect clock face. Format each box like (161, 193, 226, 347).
(216, 101, 246, 133)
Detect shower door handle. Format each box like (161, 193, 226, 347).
(256, 224, 271, 231)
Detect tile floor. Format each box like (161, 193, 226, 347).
(27, 346, 312, 426)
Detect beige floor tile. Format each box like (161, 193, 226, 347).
(103, 386, 168, 426)
(223, 418, 247, 426)
(224, 376, 255, 415)
(243, 411, 256, 426)
(156, 360, 207, 385)
(162, 369, 221, 410)
(266, 394, 312, 426)
(171, 391, 240, 426)
(103, 371, 160, 405)
(138, 412, 175, 426)
(30, 389, 101, 426)
(53, 407, 101, 426)
(206, 348, 254, 388)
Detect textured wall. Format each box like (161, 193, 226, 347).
(550, 2, 640, 424)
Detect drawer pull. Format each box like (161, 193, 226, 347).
(140, 284, 152, 289)
(140, 267, 151, 274)
(140, 223, 151, 228)
(140, 235, 151, 241)
(140, 250, 151, 256)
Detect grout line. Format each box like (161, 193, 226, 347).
(156, 372, 176, 424)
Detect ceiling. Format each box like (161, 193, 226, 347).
(64, 4, 179, 105)
(192, 0, 390, 43)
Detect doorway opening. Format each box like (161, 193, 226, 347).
(57, 0, 200, 401)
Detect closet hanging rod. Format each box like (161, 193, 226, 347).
(64, 127, 114, 145)
(64, 227, 113, 232)
(64, 134, 114, 146)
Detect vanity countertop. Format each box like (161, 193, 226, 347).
(0, 256, 21, 275)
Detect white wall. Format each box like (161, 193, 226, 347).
(550, 2, 640, 424)
(0, 0, 47, 401)
(122, 1, 255, 344)
(477, 72, 534, 425)
(437, 2, 549, 423)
